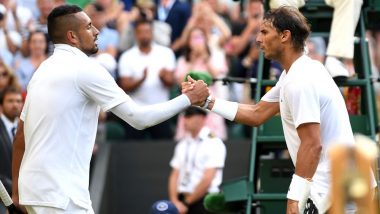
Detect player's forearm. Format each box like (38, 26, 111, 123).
(207, 98, 278, 126)
(111, 95, 190, 130)
(185, 170, 216, 205)
(12, 121, 25, 198)
(168, 170, 179, 202)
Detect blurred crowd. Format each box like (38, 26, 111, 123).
(0, 0, 380, 141)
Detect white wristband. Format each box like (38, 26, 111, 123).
(211, 98, 238, 121)
(287, 174, 311, 201)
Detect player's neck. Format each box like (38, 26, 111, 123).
(279, 50, 303, 73)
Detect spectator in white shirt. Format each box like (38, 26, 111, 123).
(118, 19, 177, 140)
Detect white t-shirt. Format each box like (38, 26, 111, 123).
(19, 44, 128, 209)
(118, 43, 176, 105)
(262, 55, 355, 195)
(170, 127, 226, 193)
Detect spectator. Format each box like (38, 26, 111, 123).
(0, 87, 23, 213)
(17, 0, 39, 20)
(53, 0, 65, 8)
(200, 0, 231, 23)
(120, 0, 134, 11)
(169, 107, 226, 214)
(119, 0, 172, 51)
(28, 0, 54, 34)
(2, 0, 34, 37)
(225, 0, 263, 57)
(0, 59, 21, 96)
(155, 0, 191, 46)
(306, 37, 326, 63)
(172, 1, 231, 53)
(14, 30, 48, 92)
(118, 19, 176, 140)
(175, 27, 228, 140)
(86, 2, 119, 76)
(20, 0, 55, 56)
(84, 0, 129, 34)
(269, 0, 363, 81)
(0, 4, 22, 67)
(86, 2, 119, 58)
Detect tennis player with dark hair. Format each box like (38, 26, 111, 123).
(184, 6, 375, 214)
(12, 5, 209, 214)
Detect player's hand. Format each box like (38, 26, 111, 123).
(181, 76, 196, 93)
(183, 77, 209, 106)
(286, 199, 299, 214)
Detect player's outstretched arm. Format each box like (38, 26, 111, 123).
(181, 78, 279, 126)
(111, 80, 209, 130)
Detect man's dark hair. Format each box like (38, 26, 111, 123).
(134, 18, 153, 30)
(264, 6, 310, 51)
(0, 87, 22, 105)
(47, 5, 83, 43)
(184, 106, 207, 117)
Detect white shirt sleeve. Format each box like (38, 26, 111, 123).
(284, 82, 321, 128)
(110, 94, 190, 130)
(76, 63, 128, 112)
(204, 140, 226, 168)
(261, 85, 280, 103)
(261, 71, 285, 103)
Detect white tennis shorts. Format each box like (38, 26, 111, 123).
(25, 200, 95, 214)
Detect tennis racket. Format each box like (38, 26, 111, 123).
(0, 180, 22, 214)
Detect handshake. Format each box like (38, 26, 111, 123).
(182, 76, 213, 109)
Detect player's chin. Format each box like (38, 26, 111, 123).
(263, 52, 273, 60)
(91, 46, 99, 54)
